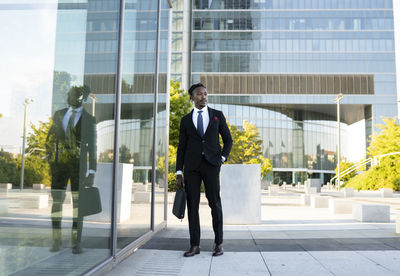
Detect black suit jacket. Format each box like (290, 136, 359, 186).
(47, 107, 97, 173)
(176, 107, 232, 172)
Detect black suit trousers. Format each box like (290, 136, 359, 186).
(184, 157, 223, 246)
(50, 157, 83, 243)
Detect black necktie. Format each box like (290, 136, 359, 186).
(65, 110, 76, 148)
(197, 110, 204, 137)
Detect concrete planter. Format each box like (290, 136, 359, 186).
(352, 203, 390, 223)
(310, 195, 330, 208)
(86, 163, 133, 223)
(220, 164, 261, 224)
(329, 199, 353, 214)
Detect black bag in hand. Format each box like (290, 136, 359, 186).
(78, 187, 102, 217)
(172, 188, 186, 219)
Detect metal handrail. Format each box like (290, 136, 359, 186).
(329, 151, 400, 189)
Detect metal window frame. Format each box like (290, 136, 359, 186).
(84, 0, 172, 275)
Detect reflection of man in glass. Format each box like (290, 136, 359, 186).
(46, 85, 97, 254)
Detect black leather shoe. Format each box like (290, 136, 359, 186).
(72, 244, 82, 254)
(212, 244, 223, 257)
(183, 246, 200, 257)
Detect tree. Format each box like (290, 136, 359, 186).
(157, 145, 177, 191)
(26, 119, 52, 158)
(226, 121, 273, 178)
(367, 117, 400, 157)
(99, 149, 114, 162)
(119, 145, 133, 163)
(15, 155, 51, 187)
(0, 150, 17, 183)
(169, 80, 191, 148)
(22, 120, 52, 186)
(345, 117, 400, 190)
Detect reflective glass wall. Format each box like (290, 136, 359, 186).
(117, 0, 169, 249)
(211, 103, 348, 171)
(191, 0, 398, 181)
(0, 1, 170, 275)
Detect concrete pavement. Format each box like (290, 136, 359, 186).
(105, 189, 400, 276)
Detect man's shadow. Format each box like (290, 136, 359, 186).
(46, 85, 97, 254)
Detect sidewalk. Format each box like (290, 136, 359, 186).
(106, 189, 400, 276)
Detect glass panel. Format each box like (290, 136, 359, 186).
(118, 3, 152, 249)
(116, 0, 168, 250)
(154, 7, 169, 227)
(0, 1, 118, 274)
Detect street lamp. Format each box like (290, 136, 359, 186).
(20, 98, 33, 191)
(334, 93, 343, 190)
(89, 93, 98, 116)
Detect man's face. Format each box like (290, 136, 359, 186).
(67, 88, 84, 108)
(191, 87, 207, 109)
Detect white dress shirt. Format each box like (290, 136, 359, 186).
(62, 106, 95, 174)
(176, 105, 225, 176)
(62, 106, 83, 132)
(192, 105, 209, 134)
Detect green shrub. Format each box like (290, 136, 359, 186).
(344, 117, 400, 191)
(0, 151, 17, 183)
(15, 155, 51, 187)
(344, 156, 400, 191)
(158, 145, 179, 192)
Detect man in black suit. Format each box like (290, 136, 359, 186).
(46, 85, 97, 254)
(176, 83, 232, 257)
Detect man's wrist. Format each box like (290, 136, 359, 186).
(88, 169, 96, 175)
(221, 156, 226, 163)
(176, 170, 183, 175)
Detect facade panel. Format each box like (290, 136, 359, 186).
(189, 0, 397, 184)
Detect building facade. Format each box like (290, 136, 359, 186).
(0, 1, 171, 275)
(171, 0, 398, 184)
(1, 0, 399, 274)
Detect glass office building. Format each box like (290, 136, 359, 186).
(0, 0, 171, 275)
(188, 0, 398, 184)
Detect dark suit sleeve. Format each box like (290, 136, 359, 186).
(219, 111, 233, 161)
(176, 116, 187, 172)
(46, 111, 62, 162)
(88, 116, 97, 171)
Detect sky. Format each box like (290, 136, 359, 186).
(0, 1, 399, 161)
(0, 1, 57, 153)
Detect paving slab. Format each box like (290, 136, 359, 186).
(108, 250, 185, 276)
(223, 231, 253, 240)
(180, 250, 212, 276)
(262, 251, 331, 276)
(356, 250, 400, 274)
(255, 239, 305, 252)
(285, 230, 330, 239)
(333, 237, 396, 251)
(210, 252, 270, 276)
(251, 231, 291, 240)
(308, 251, 398, 276)
(295, 238, 350, 251)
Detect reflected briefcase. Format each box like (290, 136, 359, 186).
(78, 186, 102, 217)
(172, 188, 186, 219)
